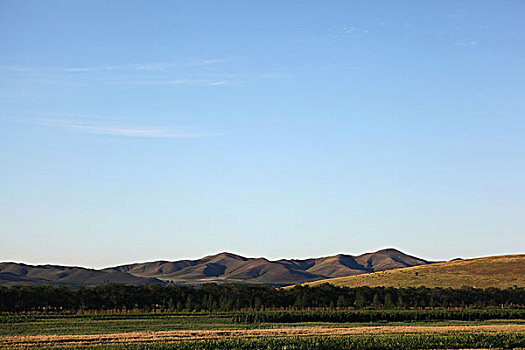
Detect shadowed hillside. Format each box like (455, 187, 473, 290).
(0, 263, 162, 287)
(108, 248, 431, 285)
(300, 254, 525, 289)
(0, 249, 432, 287)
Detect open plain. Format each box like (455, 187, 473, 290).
(2, 312, 525, 349)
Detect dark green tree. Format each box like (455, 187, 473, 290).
(186, 295, 194, 311)
(372, 294, 382, 309)
(337, 295, 346, 309)
(354, 290, 365, 309)
(385, 293, 394, 309)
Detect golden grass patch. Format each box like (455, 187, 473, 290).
(301, 254, 525, 289)
(2, 324, 525, 349)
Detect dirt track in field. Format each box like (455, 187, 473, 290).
(2, 324, 525, 348)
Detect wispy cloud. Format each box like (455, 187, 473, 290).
(35, 117, 220, 138)
(193, 57, 234, 66)
(1, 57, 235, 74)
(63, 63, 174, 73)
(63, 57, 235, 73)
(455, 38, 478, 47)
(342, 26, 356, 34)
(0, 56, 280, 89)
(103, 78, 230, 86)
(335, 25, 371, 37)
(0, 65, 35, 72)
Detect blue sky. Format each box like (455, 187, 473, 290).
(1, 1, 524, 268)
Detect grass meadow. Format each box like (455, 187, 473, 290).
(1, 310, 525, 349)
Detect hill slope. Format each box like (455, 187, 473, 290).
(0, 249, 432, 287)
(301, 255, 525, 289)
(109, 248, 431, 285)
(0, 263, 162, 287)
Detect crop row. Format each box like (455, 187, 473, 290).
(0, 311, 232, 324)
(233, 308, 525, 323)
(4, 308, 525, 325)
(41, 334, 525, 350)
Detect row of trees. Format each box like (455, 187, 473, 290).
(0, 283, 523, 312)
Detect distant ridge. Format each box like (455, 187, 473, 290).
(0, 248, 432, 287)
(0, 262, 162, 287)
(299, 254, 525, 289)
(108, 248, 431, 286)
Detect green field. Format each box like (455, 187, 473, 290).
(1, 310, 525, 349)
(3, 311, 525, 337)
(7, 334, 525, 350)
(0, 313, 240, 336)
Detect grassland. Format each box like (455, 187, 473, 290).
(3, 310, 525, 337)
(301, 254, 525, 289)
(1, 311, 525, 349)
(5, 335, 525, 350)
(3, 325, 525, 349)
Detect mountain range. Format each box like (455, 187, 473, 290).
(302, 254, 525, 289)
(0, 262, 162, 288)
(0, 248, 431, 287)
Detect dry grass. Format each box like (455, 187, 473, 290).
(2, 324, 525, 349)
(302, 254, 525, 289)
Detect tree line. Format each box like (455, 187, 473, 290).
(0, 283, 523, 312)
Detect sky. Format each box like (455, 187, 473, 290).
(1, 1, 524, 268)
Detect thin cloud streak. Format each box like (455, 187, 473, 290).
(103, 78, 230, 86)
(455, 38, 478, 47)
(64, 58, 236, 73)
(0, 57, 281, 88)
(193, 58, 235, 66)
(1, 57, 235, 74)
(64, 63, 173, 73)
(35, 118, 221, 138)
(0, 65, 35, 72)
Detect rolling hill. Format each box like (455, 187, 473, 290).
(108, 248, 432, 285)
(0, 248, 433, 287)
(0, 263, 163, 287)
(300, 254, 525, 289)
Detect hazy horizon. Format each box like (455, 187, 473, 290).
(1, 1, 524, 269)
